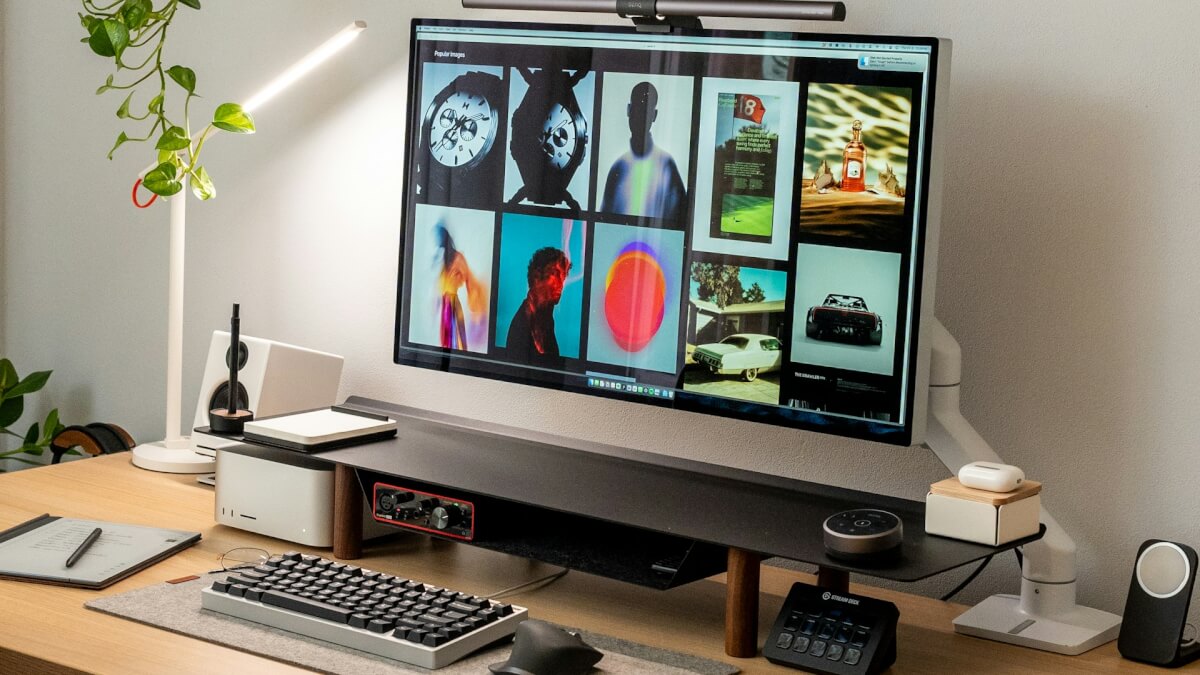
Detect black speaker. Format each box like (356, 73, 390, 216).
(1118, 539, 1200, 667)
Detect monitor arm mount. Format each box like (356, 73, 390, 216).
(925, 319, 1121, 654)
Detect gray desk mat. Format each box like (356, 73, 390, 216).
(85, 574, 739, 675)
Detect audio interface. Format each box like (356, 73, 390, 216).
(372, 482, 475, 541)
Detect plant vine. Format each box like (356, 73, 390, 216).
(79, 0, 256, 201)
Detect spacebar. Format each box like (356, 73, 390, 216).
(259, 590, 353, 623)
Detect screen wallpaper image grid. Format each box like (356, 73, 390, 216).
(586, 222, 685, 374)
(503, 68, 596, 211)
(595, 71, 695, 225)
(800, 82, 914, 248)
(685, 263, 789, 405)
(790, 243, 901, 376)
(407, 204, 496, 355)
(494, 213, 587, 364)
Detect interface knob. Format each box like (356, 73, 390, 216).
(430, 504, 463, 531)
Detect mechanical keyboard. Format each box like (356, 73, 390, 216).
(200, 551, 528, 669)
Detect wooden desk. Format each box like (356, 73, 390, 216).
(0, 454, 1175, 674)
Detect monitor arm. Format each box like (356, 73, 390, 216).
(923, 319, 1121, 654)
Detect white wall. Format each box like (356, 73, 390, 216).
(4, 0, 1199, 618)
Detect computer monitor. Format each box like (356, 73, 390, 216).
(395, 18, 945, 446)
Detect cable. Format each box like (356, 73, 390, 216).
(940, 555, 992, 602)
(486, 567, 570, 600)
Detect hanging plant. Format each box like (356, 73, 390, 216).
(78, 0, 256, 203)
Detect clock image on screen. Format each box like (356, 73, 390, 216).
(507, 67, 592, 211)
(416, 67, 507, 210)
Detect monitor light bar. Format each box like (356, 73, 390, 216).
(460, 0, 846, 22)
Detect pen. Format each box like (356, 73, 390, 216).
(65, 527, 102, 568)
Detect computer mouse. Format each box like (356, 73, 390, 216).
(488, 619, 604, 675)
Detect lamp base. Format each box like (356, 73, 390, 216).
(953, 592, 1121, 655)
(131, 438, 216, 474)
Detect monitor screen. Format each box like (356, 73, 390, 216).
(395, 18, 943, 445)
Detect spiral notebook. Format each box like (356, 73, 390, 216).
(0, 514, 200, 589)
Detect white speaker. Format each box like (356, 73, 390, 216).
(191, 331, 344, 457)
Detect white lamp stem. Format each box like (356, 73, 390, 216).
(165, 177, 187, 442)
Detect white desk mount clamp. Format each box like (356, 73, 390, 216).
(924, 319, 1121, 655)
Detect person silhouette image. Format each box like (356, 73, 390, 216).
(600, 82, 687, 223)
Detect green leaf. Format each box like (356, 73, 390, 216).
(120, 0, 152, 30)
(0, 396, 23, 429)
(23, 423, 39, 446)
(167, 65, 196, 95)
(148, 93, 164, 114)
(116, 92, 134, 119)
(79, 13, 101, 34)
(18, 443, 45, 457)
(142, 161, 183, 196)
(190, 166, 215, 200)
(179, 0, 202, 8)
(96, 73, 115, 95)
(157, 149, 174, 164)
(0, 359, 12, 391)
(7, 370, 51, 398)
(155, 126, 191, 151)
(88, 19, 130, 59)
(41, 410, 60, 443)
(107, 131, 130, 160)
(212, 103, 255, 134)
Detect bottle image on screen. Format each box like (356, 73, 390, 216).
(841, 119, 866, 192)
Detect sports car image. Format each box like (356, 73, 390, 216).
(805, 294, 883, 345)
(692, 333, 783, 381)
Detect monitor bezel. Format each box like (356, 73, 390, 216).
(394, 17, 943, 447)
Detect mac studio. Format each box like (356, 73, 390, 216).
(2, 1, 1199, 672)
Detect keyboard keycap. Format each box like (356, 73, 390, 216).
(792, 636, 811, 653)
(827, 643, 844, 661)
(260, 590, 353, 623)
(349, 613, 372, 628)
(367, 619, 394, 633)
(423, 632, 449, 647)
(844, 647, 862, 666)
(810, 640, 827, 658)
(776, 632, 794, 649)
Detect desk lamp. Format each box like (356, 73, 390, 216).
(131, 20, 367, 474)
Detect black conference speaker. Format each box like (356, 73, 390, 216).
(1118, 539, 1200, 667)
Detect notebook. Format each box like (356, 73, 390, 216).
(0, 514, 200, 589)
(241, 406, 397, 453)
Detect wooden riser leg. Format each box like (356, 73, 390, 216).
(333, 464, 362, 560)
(725, 547, 763, 658)
(817, 566, 850, 593)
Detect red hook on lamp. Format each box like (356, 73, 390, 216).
(132, 178, 158, 208)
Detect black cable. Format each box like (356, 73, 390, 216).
(940, 555, 993, 602)
(1014, 548, 1023, 568)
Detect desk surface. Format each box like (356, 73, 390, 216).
(0, 454, 1177, 674)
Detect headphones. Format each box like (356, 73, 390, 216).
(49, 423, 135, 464)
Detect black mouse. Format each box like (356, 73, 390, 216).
(489, 619, 604, 675)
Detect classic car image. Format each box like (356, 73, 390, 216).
(805, 294, 883, 345)
(692, 333, 783, 381)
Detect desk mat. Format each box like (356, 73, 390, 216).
(85, 573, 739, 674)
